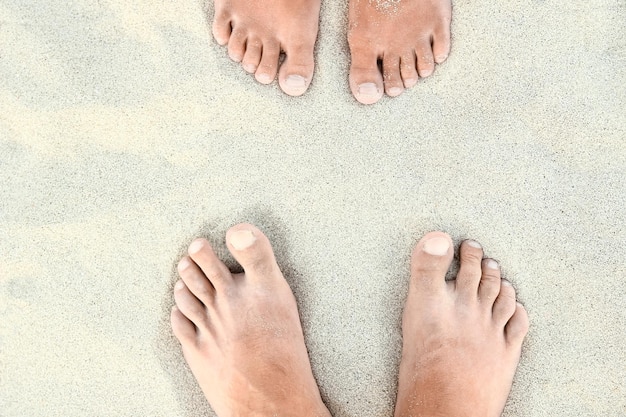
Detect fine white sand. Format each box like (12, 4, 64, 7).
(1, 0, 625, 416)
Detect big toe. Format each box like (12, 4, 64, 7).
(410, 231, 454, 294)
(278, 43, 315, 96)
(226, 223, 281, 280)
(432, 26, 451, 64)
(349, 48, 384, 105)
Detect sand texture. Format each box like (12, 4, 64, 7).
(1, 0, 625, 415)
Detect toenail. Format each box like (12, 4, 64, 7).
(358, 83, 380, 97)
(229, 229, 257, 250)
(178, 257, 191, 271)
(388, 87, 403, 96)
(285, 75, 306, 88)
(422, 236, 450, 256)
(501, 279, 512, 286)
(188, 239, 205, 255)
(175, 280, 185, 290)
(436, 54, 448, 63)
(243, 63, 257, 73)
(257, 73, 273, 83)
(466, 240, 482, 249)
(404, 78, 418, 88)
(486, 259, 499, 269)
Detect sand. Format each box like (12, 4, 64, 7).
(1, 0, 625, 415)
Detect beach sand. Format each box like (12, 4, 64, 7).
(1, 0, 625, 415)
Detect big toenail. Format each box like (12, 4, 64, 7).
(358, 83, 380, 97)
(285, 75, 306, 88)
(229, 230, 257, 250)
(388, 87, 403, 96)
(467, 240, 482, 249)
(178, 257, 191, 271)
(175, 280, 185, 290)
(423, 236, 450, 256)
(486, 259, 499, 269)
(188, 239, 204, 254)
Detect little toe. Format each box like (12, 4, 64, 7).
(187, 239, 232, 292)
(382, 55, 404, 97)
(227, 29, 247, 62)
(415, 42, 435, 78)
(278, 43, 315, 96)
(432, 27, 451, 64)
(173, 280, 209, 328)
(241, 38, 262, 73)
(455, 239, 484, 299)
(506, 302, 530, 346)
(400, 52, 419, 88)
(178, 256, 216, 304)
(410, 231, 454, 294)
(479, 258, 502, 303)
(492, 280, 517, 326)
(255, 40, 280, 84)
(212, 12, 232, 46)
(226, 223, 281, 280)
(349, 48, 384, 105)
(171, 305, 196, 343)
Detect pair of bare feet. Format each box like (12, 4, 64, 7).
(211, 0, 451, 104)
(171, 223, 529, 416)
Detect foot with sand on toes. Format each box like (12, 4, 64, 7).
(171, 224, 332, 417)
(395, 232, 529, 416)
(171, 225, 528, 416)
(211, 0, 321, 96)
(348, 0, 452, 104)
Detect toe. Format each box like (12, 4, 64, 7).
(400, 52, 419, 88)
(227, 28, 247, 62)
(479, 258, 502, 303)
(415, 40, 435, 78)
(349, 47, 384, 105)
(174, 280, 209, 328)
(178, 256, 216, 304)
(187, 238, 232, 292)
(171, 305, 196, 343)
(212, 12, 232, 46)
(255, 40, 280, 84)
(432, 27, 451, 64)
(382, 54, 404, 97)
(278, 42, 315, 96)
(241, 37, 262, 73)
(455, 240, 484, 299)
(226, 223, 281, 279)
(410, 231, 454, 294)
(492, 280, 517, 326)
(506, 302, 530, 345)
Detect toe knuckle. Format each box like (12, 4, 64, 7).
(461, 251, 482, 264)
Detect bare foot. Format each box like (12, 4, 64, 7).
(171, 224, 331, 417)
(211, 0, 321, 96)
(395, 232, 529, 417)
(348, 0, 452, 104)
